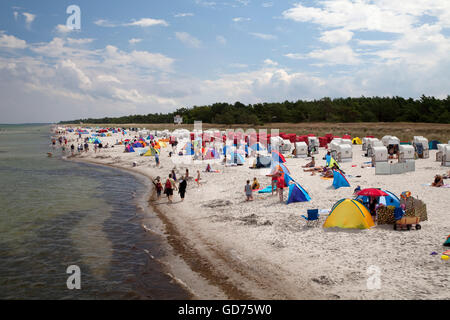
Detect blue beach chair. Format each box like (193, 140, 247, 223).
(301, 209, 320, 227)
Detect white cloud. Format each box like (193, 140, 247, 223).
(13, 11, 19, 20)
(174, 13, 194, 18)
(66, 38, 95, 45)
(94, 18, 168, 28)
(232, 17, 251, 22)
(249, 32, 277, 40)
(262, 2, 273, 8)
(319, 29, 354, 44)
(22, 12, 36, 28)
(175, 32, 202, 48)
(129, 38, 142, 45)
(94, 19, 116, 27)
(307, 45, 361, 66)
(284, 53, 304, 60)
(263, 59, 278, 66)
(0, 32, 27, 49)
(216, 35, 227, 45)
(125, 18, 168, 27)
(54, 24, 72, 34)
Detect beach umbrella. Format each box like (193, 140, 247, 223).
(356, 188, 388, 197)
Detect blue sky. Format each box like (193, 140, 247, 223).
(0, 0, 449, 123)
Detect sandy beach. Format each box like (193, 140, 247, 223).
(61, 129, 449, 300)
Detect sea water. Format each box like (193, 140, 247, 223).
(0, 124, 190, 299)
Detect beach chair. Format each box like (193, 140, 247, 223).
(301, 209, 320, 227)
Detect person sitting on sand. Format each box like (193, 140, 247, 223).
(302, 157, 316, 168)
(322, 167, 334, 178)
(432, 175, 444, 187)
(251, 177, 260, 190)
(245, 180, 253, 201)
(206, 163, 211, 172)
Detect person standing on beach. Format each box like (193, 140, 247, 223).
(171, 169, 177, 181)
(178, 176, 187, 201)
(153, 177, 163, 199)
(84, 142, 89, 152)
(195, 170, 201, 187)
(70, 144, 75, 156)
(94, 144, 98, 153)
(276, 172, 285, 202)
(155, 152, 160, 166)
(245, 180, 253, 201)
(164, 174, 177, 203)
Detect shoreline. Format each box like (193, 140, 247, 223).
(69, 156, 249, 299)
(68, 156, 321, 299)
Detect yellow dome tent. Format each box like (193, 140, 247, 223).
(323, 199, 375, 229)
(352, 137, 362, 145)
(144, 147, 159, 156)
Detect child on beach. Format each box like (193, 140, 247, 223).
(153, 177, 163, 199)
(245, 180, 253, 201)
(251, 177, 260, 190)
(195, 170, 201, 186)
(276, 172, 285, 202)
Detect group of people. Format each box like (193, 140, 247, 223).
(153, 168, 204, 203)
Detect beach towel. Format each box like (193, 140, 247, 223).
(258, 185, 276, 193)
(423, 183, 450, 188)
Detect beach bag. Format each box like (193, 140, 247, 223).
(165, 179, 172, 190)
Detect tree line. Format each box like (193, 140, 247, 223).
(59, 95, 450, 125)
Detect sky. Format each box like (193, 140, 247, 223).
(0, 0, 449, 123)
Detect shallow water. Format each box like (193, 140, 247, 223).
(0, 124, 190, 299)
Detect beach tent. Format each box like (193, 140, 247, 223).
(125, 145, 135, 153)
(143, 147, 159, 156)
(133, 142, 144, 148)
(352, 137, 362, 145)
(254, 155, 271, 168)
(93, 138, 101, 144)
(286, 182, 311, 204)
(326, 155, 341, 169)
(332, 170, 351, 189)
(228, 152, 245, 165)
(444, 235, 450, 247)
(270, 163, 290, 175)
(136, 148, 149, 156)
(355, 189, 401, 208)
(272, 151, 286, 163)
(323, 199, 375, 229)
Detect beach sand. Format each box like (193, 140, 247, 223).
(63, 131, 449, 299)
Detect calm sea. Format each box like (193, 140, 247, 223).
(0, 124, 190, 299)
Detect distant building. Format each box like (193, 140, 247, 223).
(174, 115, 183, 124)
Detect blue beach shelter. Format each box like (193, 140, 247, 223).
(332, 170, 351, 189)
